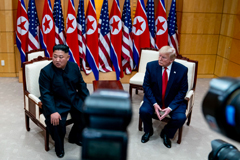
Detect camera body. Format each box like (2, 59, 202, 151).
(81, 89, 132, 160)
(202, 77, 240, 159)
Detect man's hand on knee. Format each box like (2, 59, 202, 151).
(153, 103, 162, 120)
(159, 108, 171, 121)
(51, 112, 62, 126)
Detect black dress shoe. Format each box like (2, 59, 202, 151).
(141, 132, 153, 143)
(68, 139, 82, 146)
(160, 132, 171, 148)
(56, 150, 64, 158)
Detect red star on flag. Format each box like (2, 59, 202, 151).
(87, 18, 95, 31)
(18, 20, 27, 31)
(43, 17, 51, 32)
(157, 19, 165, 32)
(67, 18, 74, 31)
(111, 17, 119, 33)
(133, 19, 143, 33)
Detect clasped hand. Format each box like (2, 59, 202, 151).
(154, 104, 171, 121)
(51, 112, 62, 126)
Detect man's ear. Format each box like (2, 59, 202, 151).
(67, 54, 70, 61)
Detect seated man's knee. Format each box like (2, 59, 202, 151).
(177, 113, 186, 124)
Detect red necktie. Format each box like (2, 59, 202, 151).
(162, 67, 168, 109)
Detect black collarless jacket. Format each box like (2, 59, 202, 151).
(39, 61, 89, 117)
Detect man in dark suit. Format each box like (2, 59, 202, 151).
(140, 46, 188, 148)
(39, 44, 89, 158)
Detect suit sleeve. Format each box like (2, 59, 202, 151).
(169, 67, 188, 111)
(76, 66, 89, 100)
(39, 69, 57, 115)
(143, 63, 157, 105)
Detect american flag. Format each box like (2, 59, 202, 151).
(146, 0, 155, 48)
(27, 0, 40, 51)
(77, 0, 91, 74)
(121, 0, 133, 74)
(53, 0, 65, 45)
(168, 0, 179, 55)
(98, 0, 112, 72)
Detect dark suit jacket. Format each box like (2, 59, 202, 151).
(143, 60, 188, 112)
(39, 61, 89, 117)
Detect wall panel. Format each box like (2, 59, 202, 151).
(182, 0, 223, 13)
(217, 35, 232, 58)
(0, 0, 13, 10)
(223, 0, 240, 14)
(0, 32, 14, 53)
(182, 54, 216, 74)
(0, 11, 14, 31)
(229, 38, 240, 65)
(214, 56, 228, 77)
(180, 34, 219, 55)
(227, 61, 240, 77)
(220, 14, 235, 37)
(181, 13, 222, 34)
(232, 14, 240, 40)
(0, 53, 16, 73)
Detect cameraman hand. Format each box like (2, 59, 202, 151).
(51, 112, 61, 126)
(153, 103, 162, 120)
(159, 108, 171, 121)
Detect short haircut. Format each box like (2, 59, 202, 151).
(53, 44, 69, 53)
(159, 46, 176, 60)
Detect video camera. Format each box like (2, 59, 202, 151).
(81, 89, 132, 160)
(202, 77, 240, 159)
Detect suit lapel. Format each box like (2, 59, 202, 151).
(157, 64, 163, 95)
(165, 62, 176, 98)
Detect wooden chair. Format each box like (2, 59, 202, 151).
(26, 49, 45, 61)
(129, 48, 159, 98)
(137, 50, 198, 144)
(22, 56, 73, 151)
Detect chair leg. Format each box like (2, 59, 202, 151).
(129, 85, 132, 99)
(135, 89, 138, 95)
(187, 111, 192, 126)
(44, 128, 50, 151)
(25, 113, 30, 131)
(177, 126, 183, 144)
(138, 117, 143, 131)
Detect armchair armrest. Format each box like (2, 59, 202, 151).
(184, 90, 194, 101)
(28, 94, 42, 107)
(28, 94, 42, 120)
(184, 90, 194, 113)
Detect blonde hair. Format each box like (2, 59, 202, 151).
(159, 46, 176, 60)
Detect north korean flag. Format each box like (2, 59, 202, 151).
(155, 0, 168, 49)
(132, 0, 150, 68)
(86, 0, 99, 80)
(110, 0, 123, 80)
(16, 0, 29, 63)
(40, 0, 55, 57)
(66, 0, 79, 66)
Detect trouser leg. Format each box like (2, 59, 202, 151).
(69, 107, 84, 142)
(162, 112, 186, 138)
(45, 112, 67, 153)
(139, 101, 154, 133)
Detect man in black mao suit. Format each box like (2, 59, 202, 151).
(140, 46, 188, 148)
(39, 44, 89, 158)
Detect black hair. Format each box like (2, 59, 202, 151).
(53, 44, 69, 53)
